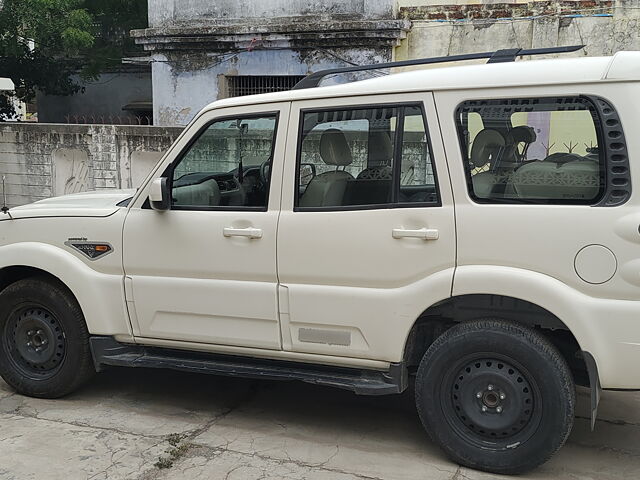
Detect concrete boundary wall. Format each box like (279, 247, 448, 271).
(0, 124, 183, 208)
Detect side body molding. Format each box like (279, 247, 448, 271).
(0, 242, 132, 338)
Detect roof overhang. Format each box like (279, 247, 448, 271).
(131, 17, 411, 53)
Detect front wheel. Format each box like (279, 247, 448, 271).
(415, 319, 575, 475)
(0, 277, 95, 398)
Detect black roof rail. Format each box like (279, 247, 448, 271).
(292, 45, 585, 90)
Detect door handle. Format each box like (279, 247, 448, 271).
(392, 228, 439, 241)
(223, 227, 263, 239)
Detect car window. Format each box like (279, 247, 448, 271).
(399, 106, 438, 204)
(296, 104, 439, 210)
(456, 97, 605, 204)
(170, 115, 278, 210)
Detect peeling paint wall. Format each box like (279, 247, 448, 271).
(0, 124, 182, 207)
(149, 0, 397, 26)
(151, 48, 392, 126)
(398, 1, 638, 62)
(137, 0, 408, 126)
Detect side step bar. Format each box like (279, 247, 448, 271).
(90, 336, 408, 396)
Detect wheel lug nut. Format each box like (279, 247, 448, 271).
(499, 393, 506, 400)
(27, 330, 34, 336)
(26, 341, 32, 347)
(41, 339, 48, 345)
(481, 405, 488, 412)
(487, 384, 494, 391)
(496, 406, 503, 414)
(476, 392, 482, 399)
(36, 330, 43, 335)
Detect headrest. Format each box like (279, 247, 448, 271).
(544, 152, 584, 164)
(509, 126, 537, 144)
(320, 129, 353, 167)
(369, 131, 394, 166)
(470, 129, 506, 168)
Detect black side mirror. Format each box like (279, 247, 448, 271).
(149, 177, 171, 211)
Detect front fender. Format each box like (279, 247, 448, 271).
(454, 265, 640, 389)
(0, 242, 132, 338)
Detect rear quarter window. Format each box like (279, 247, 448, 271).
(455, 96, 630, 206)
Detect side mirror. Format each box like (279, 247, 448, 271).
(149, 177, 170, 211)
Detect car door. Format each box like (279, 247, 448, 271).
(122, 102, 290, 350)
(276, 93, 456, 362)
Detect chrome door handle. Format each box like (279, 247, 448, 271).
(223, 227, 263, 239)
(392, 228, 439, 240)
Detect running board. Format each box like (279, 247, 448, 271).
(90, 336, 408, 396)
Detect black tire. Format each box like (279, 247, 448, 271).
(415, 319, 575, 475)
(0, 277, 95, 398)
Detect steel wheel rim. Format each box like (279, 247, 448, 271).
(3, 304, 67, 379)
(441, 352, 542, 450)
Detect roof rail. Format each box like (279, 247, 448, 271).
(292, 45, 585, 90)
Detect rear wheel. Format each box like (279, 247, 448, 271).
(0, 277, 95, 398)
(415, 319, 575, 475)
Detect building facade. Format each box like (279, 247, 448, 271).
(133, 0, 640, 127)
(132, 0, 410, 125)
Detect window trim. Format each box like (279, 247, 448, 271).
(163, 111, 281, 212)
(293, 101, 442, 212)
(455, 95, 618, 206)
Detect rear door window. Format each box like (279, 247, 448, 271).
(296, 104, 439, 210)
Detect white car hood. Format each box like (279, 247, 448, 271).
(0, 189, 136, 220)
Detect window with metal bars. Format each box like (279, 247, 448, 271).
(226, 75, 306, 97)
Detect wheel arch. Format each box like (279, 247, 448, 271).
(0, 265, 69, 295)
(0, 243, 131, 338)
(403, 293, 590, 387)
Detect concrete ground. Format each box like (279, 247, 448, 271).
(0, 369, 638, 480)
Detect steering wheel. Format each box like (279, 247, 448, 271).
(259, 160, 271, 184)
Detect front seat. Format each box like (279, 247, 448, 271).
(470, 128, 506, 198)
(357, 131, 394, 180)
(299, 129, 354, 207)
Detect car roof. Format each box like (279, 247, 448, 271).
(204, 51, 640, 112)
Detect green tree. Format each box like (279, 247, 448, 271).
(82, 0, 148, 78)
(0, 0, 147, 118)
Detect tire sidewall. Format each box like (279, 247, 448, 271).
(416, 321, 575, 474)
(0, 278, 92, 398)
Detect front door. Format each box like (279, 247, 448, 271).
(122, 102, 290, 350)
(276, 93, 456, 362)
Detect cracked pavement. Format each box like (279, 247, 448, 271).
(0, 368, 639, 480)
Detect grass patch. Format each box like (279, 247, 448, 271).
(155, 434, 193, 469)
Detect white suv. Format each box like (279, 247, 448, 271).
(0, 46, 638, 474)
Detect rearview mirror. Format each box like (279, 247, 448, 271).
(149, 177, 170, 211)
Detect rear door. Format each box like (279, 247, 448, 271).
(276, 93, 456, 362)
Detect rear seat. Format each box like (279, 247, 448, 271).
(510, 157, 600, 200)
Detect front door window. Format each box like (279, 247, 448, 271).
(171, 114, 278, 210)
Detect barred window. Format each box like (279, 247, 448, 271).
(227, 76, 305, 97)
